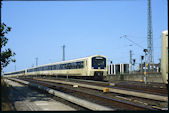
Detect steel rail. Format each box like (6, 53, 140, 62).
(31, 77, 168, 102)
(7, 78, 114, 111)
(20, 78, 156, 110)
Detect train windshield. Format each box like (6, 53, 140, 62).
(92, 57, 106, 69)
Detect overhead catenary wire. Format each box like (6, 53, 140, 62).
(120, 35, 144, 49)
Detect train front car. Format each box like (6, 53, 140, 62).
(90, 55, 107, 80)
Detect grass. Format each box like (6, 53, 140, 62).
(1, 78, 13, 111)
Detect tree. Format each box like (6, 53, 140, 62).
(0, 23, 16, 76)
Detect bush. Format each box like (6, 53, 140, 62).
(1, 78, 13, 111)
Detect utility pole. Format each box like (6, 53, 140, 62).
(132, 59, 136, 74)
(35, 57, 38, 67)
(141, 56, 144, 74)
(143, 49, 148, 84)
(147, 0, 154, 71)
(62, 45, 65, 61)
(129, 50, 132, 74)
(159, 58, 161, 73)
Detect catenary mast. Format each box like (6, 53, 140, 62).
(147, 0, 154, 69)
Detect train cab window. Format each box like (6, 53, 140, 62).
(92, 57, 106, 69)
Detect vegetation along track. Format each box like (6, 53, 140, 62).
(19, 78, 156, 110)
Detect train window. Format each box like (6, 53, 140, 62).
(60, 64, 63, 69)
(72, 62, 76, 69)
(81, 61, 84, 68)
(46, 66, 48, 70)
(55, 65, 59, 70)
(92, 57, 106, 69)
(53, 65, 56, 70)
(49, 66, 53, 70)
(65, 63, 68, 69)
(67, 63, 71, 69)
(48, 66, 51, 70)
(70, 63, 74, 69)
(66, 64, 68, 69)
(75, 61, 84, 69)
(43, 66, 46, 71)
(56, 64, 59, 70)
(76, 62, 80, 68)
(49, 66, 51, 70)
(63, 64, 66, 69)
(59, 64, 61, 69)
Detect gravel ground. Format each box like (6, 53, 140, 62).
(5, 79, 77, 111)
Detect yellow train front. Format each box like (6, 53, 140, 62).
(26, 55, 107, 80)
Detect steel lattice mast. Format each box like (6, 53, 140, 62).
(147, 0, 154, 66)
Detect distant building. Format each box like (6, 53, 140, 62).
(138, 63, 161, 73)
(108, 64, 129, 75)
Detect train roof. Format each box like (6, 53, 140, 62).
(4, 69, 25, 75)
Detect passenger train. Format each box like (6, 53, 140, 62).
(4, 55, 108, 80)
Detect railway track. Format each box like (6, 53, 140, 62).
(49, 77, 168, 96)
(16, 77, 159, 110)
(32, 76, 168, 96)
(26, 77, 168, 109)
(114, 83, 167, 96)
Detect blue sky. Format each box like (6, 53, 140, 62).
(2, 0, 168, 73)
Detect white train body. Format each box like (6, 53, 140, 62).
(161, 30, 168, 84)
(3, 70, 26, 78)
(4, 55, 108, 79)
